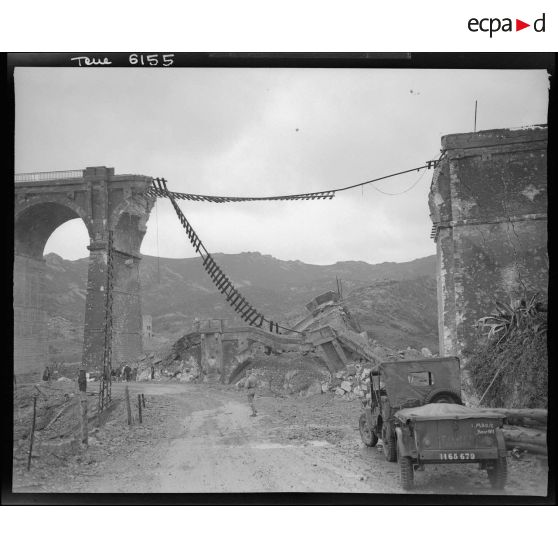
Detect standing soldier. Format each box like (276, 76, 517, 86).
(245, 372, 258, 417)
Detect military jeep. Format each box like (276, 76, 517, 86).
(394, 404, 508, 490)
(359, 357, 463, 462)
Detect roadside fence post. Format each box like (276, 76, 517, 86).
(125, 385, 132, 425)
(27, 394, 38, 471)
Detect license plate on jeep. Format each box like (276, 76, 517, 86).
(439, 452, 476, 460)
(420, 448, 498, 462)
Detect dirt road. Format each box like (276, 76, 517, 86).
(12, 383, 548, 495)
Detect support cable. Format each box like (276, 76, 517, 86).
(145, 162, 439, 203)
(373, 166, 428, 196)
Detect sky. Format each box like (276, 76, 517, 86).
(14, 67, 549, 265)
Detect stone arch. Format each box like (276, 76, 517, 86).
(14, 198, 95, 377)
(15, 198, 93, 259)
(14, 168, 155, 378)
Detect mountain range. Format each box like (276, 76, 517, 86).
(42, 251, 439, 362)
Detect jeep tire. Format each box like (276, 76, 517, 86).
(487, 455, 508, 489)
(359, 413, 378, 447)
(382, 424, 397, 462)
(424, 388, 463, 405)
(399, 456, 414, 490)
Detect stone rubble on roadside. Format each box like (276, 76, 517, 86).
(324, 341, 440, 400)
(340, 380, 353, 392)
(131, 334, 436, 401)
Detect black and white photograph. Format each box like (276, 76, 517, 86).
(9, 54, 551, 500)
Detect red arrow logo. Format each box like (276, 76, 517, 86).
(516, 19, 530, 31)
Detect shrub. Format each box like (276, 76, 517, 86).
(467, 294, 547, 408)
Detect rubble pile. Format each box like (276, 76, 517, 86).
(123, 343, 205, 384)
(328, 362, 372, 400)
(324, 346, 432, 401)
(233, 353, 330, 397)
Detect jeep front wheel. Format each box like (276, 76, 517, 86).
(382, 424, 397, 462)
(399, 456, 414, 490)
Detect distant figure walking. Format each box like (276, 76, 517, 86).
(151, 365, 155, 380)
(245, 373, 258, 417)
(123, 364, 132, 382)
(42, 366, 51, 383)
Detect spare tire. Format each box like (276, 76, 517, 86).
(424, 388, 463, 405)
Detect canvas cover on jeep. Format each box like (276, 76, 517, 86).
(395, 403, 506, 422)
(375, 357, 461, 408)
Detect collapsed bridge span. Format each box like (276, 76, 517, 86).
(163, 291, 384, 383)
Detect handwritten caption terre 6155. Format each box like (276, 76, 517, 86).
(70, 54, 175, 67)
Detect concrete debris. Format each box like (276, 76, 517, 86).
(340, 381, 352, 392)
(397, 347, 424, 360)
(305, 381, 323, 397)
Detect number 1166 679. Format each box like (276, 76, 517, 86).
(439, 452, 476, 460)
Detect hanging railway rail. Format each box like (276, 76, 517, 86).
(152, 178, 301, 335)
(143, 187, 336, 203)
(143, 161, 440, 203)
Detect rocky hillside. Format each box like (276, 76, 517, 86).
(344, 276, 439, 351)
(42, 251, 439, 360)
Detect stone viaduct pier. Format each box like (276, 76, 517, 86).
(14, 166, 154, 377)
(429, 126, 548, 357)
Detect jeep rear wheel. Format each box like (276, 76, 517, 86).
(399, 456, 414, 490)
(382, 425, 397, 462)
(424, 388, 463, 405)
(359, 414, 378, 447)
(487, 455, 508, 489)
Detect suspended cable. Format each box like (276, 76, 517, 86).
(144, 161, 440, 203)
(373, 167, 428, 196)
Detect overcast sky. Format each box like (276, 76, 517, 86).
(15, 67, 549, 264)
